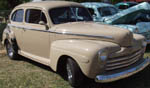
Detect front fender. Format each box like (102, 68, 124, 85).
(49, 39, 120, 78)
(2, 26, 15, 45)
(2, 28, 10, 45)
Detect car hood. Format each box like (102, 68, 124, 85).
(53, 22, 133, 47)
(103, 2, 150, 24)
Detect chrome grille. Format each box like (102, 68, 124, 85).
(106, 50, 143, 71)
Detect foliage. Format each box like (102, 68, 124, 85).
(0, 0, 31, 10)
(0, 0, 30, 21)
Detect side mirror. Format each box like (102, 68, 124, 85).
(39, 21, 46, 25)
(39, 21, 49, 30)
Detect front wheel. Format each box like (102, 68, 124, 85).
(66, 58, 85, 87)
(6, 41, 18, 60)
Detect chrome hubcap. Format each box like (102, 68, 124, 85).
(67, 64, 73, 81)
(7, 43, 14, 57)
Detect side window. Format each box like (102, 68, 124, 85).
(11, 9, 24, 22)
(87, 8, 95, 16)
(25, 9, 47, 24)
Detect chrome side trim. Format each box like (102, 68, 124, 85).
(8, 24, 113, 39)
(95, 57, 150, 83)
(58, 32, 113, 39)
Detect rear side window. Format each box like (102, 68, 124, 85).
(25, 9, 47, 24)
(11, 9, 24, 22)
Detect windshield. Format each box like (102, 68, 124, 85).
(98, 7, 118, 17)
(49, 7, 92, 24)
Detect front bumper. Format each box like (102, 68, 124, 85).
(95, 57, 150, 83)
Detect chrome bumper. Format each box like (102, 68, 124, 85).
(95, 57, 150, 83)
(146, 40, 150, 44)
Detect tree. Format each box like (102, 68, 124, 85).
(0, 0, 31, 10)
(0, 0, 30, 22)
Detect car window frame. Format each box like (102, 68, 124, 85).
(25, 8, 48, 25)
(11, 9, 24, 22)
(23, 7, 50, 26)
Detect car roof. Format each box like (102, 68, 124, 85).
(16, 1, 83, 10)
(81, 2, 115, 8)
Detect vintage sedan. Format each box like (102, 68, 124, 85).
(82, 2, 150, 44)
(2, 1, 150, 87)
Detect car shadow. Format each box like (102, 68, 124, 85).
(16, 54, 150, 88)
(18, 56, 55, 73)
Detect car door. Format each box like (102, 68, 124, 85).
(21, 8, 50, 63)
(10, 9, 24, 49)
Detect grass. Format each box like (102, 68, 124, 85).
(0, 55, 70, 88)
(0, 46, 149, 88)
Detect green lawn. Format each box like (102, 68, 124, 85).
(0, 47, 150, 88)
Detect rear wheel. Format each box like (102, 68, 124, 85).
(66, 58, 85, 87)
(6, 41, 18, 60)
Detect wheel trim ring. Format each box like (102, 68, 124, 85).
(67, 64, 73, 81)
(7, 43, 14, 57)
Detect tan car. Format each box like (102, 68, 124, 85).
(2, 1, 150, 87)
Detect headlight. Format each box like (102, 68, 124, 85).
(98, 49, 108, 62)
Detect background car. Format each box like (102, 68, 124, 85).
(81, 2, 150, 44)
(115, 2, 138, 10)
(115, 1, 150, 22)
